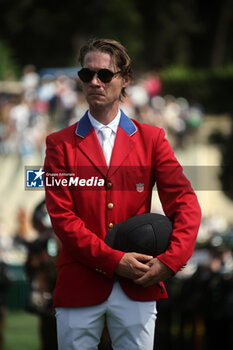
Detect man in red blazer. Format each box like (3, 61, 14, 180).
(44, 38, 201, 350)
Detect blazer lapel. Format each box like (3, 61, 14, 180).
(75, 112, 108, 178)
(108, 111, 137, 178)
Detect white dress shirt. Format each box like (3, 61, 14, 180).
(88, 110, 121, 152)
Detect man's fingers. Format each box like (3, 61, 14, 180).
(134, 258, 174, 286)
(134, 259, 151, 273)
(134, 272, 151, 285)
(132, 253, 153, 273)
(133, 253, 153, 262)
(115, 252, 154, 280)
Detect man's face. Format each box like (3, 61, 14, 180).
(81, 51, 129, 111)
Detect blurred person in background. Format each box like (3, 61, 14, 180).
(154, 226, 233, 350)
(144, 72, 162, 101)
(21, 64, 40, 94)
(17, 200, 60, 350)
(195, 233, 233, 350)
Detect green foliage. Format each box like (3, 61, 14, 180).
(160, 65, 207, 80)
(160, 65, 233, 114)
(98, 0, 144, 65)
(0, 40, 19, 80)
(212, 64, 233, 78)
(1, 0, 232, 70)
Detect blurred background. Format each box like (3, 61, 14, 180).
(1, 0, 233, 349)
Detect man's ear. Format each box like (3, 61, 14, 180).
(122, 75, 131, 88)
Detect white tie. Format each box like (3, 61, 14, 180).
(100, 127, 112, 166)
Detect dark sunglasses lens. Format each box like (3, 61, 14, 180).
(98, 69, 114, 83)
(78, 68, 94, 82)
(78, 68, 115, 83)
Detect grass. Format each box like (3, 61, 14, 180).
(3, 311, 40, 350)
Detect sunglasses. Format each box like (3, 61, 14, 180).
(78, 68, 121, 83)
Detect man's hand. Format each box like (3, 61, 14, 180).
(134, 258, 173, 287)
(115, 252, 153, 280)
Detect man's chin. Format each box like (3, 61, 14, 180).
(89, 99, 105, 109)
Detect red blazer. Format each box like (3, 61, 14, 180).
(44, 110, 201, 307)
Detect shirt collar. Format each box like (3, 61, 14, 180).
(88, 110, 121, 134)
(75, 109, 137, 138)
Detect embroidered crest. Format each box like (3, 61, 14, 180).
(136, 183, 144, 192)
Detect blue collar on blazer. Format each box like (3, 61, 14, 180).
(75, 109, 137, 138)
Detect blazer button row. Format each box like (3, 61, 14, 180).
(107, 203, 114, 209)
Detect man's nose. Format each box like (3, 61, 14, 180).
(90, 73, 101, 85)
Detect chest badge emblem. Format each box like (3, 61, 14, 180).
(136, 183, 144, 192)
